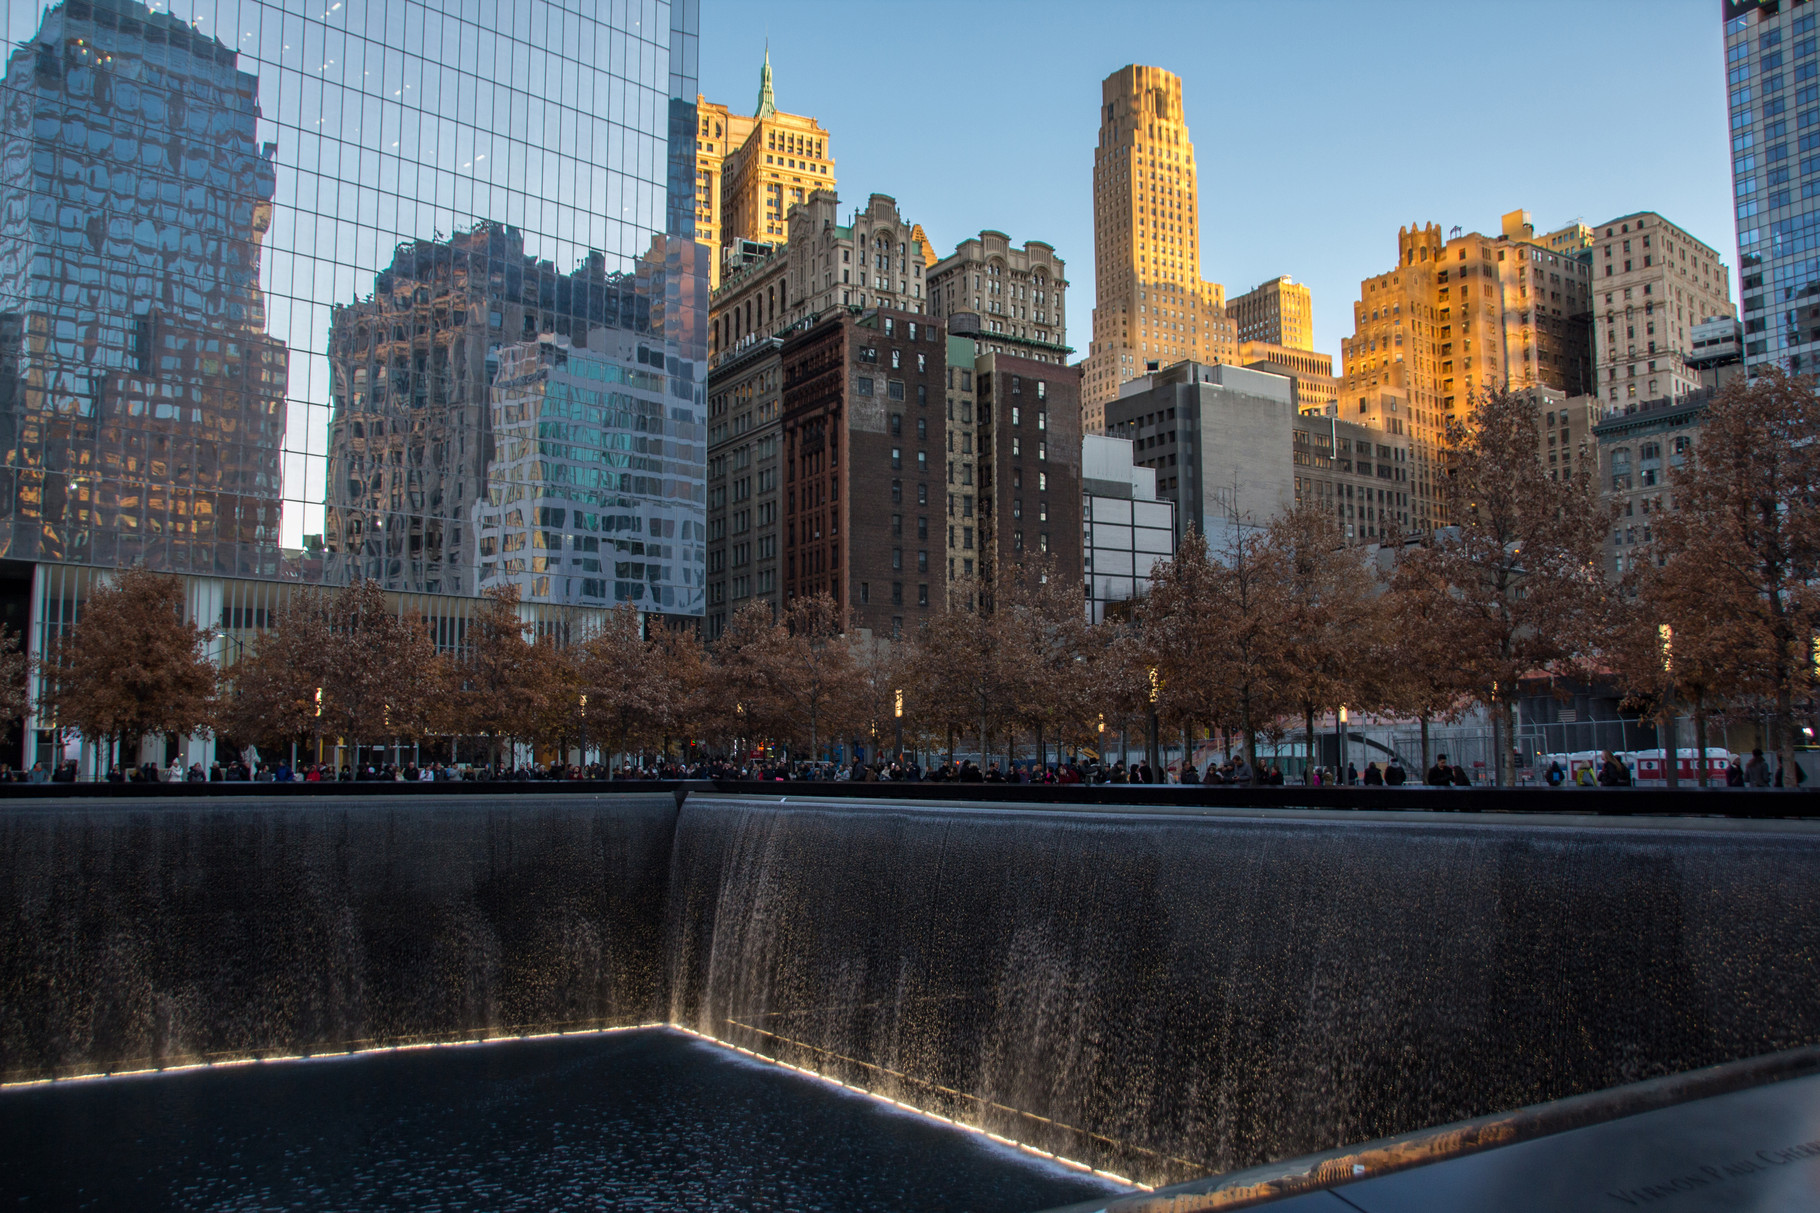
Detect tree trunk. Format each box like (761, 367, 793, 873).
(1304, 703, 1316, 786)
(1490, 699, 1504, 787)
(1777, 682, 1798, 790)
(1663, 705, 1680, 789)
(1694, 703, 1709, 788)
(1241, 689, 1257, 785)
(1498, 697, 1517, 787)
(1419, 714, 1431, 774)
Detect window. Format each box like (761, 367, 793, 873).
(892, 548, 902, 570)
(891, 447, 902, 469)
(891, 350, 901, 368)
(891, 583, 903, 605)
(917, 550, 928, 572)
(856, 377, 874, 396)
(891, 480, 902, 503)
(918, 585, 929, 607)
(1039, 472, 1047, 491)
(917, 484, 928, 505)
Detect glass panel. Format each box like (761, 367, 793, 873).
(0, 0, 704, 610)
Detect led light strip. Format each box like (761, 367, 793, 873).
(670, 1024, 1149, 1190)
(0, 1022, 671, 1089)
(2, 1020, 1151, 1192)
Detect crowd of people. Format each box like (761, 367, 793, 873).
(0, 746, 1806, 788)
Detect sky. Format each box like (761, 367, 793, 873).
(698, 0, 1738, 366)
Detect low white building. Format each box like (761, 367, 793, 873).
(1081, 435, 1176, 624)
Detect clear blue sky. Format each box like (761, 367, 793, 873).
(699, 0, 1736, 365)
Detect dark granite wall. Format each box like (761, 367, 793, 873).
(7, 790, 1820, 1192)
(0, 795, 677, 1082)
(664, 798, 1820, 1188)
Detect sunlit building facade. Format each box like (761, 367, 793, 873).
(1226, 277, 1314, 351)
(695, 51, 834, 290)
(1082, 65, 1239, 432)
(1337, 210, 1592, 529)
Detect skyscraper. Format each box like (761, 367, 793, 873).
(1723, 1, 1819, 372)
(0, 0, 288, 574)
(0, 0, 705, 606)
(1587, 211, 1734, 408)
(1082, 65, 1238, 433)
(1337, 212, 1592, 529)
(694, 52, 835, 289)
(1226, 277, 1315, 351)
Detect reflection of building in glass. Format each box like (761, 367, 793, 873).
(0, 0, 286, 574)
(323, 223, 704, 608)
(477, 337, 704, 612)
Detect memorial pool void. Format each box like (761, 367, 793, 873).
(3, 789, 1817, 1200)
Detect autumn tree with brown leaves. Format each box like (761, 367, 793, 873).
(1272, 503, 1375, 780)
(41, 567, 217, 769)
(1422, 388, 1608, 784)
(0, 628, 31, 731)
(1374, 551, 1476, 773)
(1139, 520, 1292, 782)
(220, 580, 444, 764)
(1647, 368, 1820, 782)
(455, 585, 547, 767)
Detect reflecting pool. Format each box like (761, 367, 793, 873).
(0, 1028, 1121, 1211)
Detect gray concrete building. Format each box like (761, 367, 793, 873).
(1106, 359, 1412, 552)
(1596, 389, 1714, 581)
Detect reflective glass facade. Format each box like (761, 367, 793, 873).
(1726, 0, 1820, 373)
(0, 0, 705, 609)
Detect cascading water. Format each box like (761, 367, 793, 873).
(663, 796, 1820, 1188)
(5, 790, 1819, 1194)
(0, 794, 679, 1082)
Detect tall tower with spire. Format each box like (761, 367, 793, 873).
(693, 52, 834, 290)
(755, 46, 776, 119)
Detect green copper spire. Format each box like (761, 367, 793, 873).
(755, 45, 776, 119)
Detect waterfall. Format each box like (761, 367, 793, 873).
(662, 795, 1820, 1188)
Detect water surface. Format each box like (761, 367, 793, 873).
(0, 1028, 1122, 1211)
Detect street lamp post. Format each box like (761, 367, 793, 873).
(1338, 705, 1349, 784)
(1660, 624, 1679, 789)
(579, 693, 588, 774)
(893, 688, 903, 764)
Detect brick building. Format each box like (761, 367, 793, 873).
(778, 307, 947, 639)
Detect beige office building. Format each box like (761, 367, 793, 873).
(709, 191, 934, 362)
(928, 231, 1070, 365)
(694, 52, 835, 289)
(1239, 341, 1338, 413)
(1588, 211, 1735, 409)
(1081, 65, 1238, 433)
(1337, 209, 1593, 529)
(1227, 276, 1314, 351)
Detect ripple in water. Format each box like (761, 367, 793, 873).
(0, 1028, 1123, 1212)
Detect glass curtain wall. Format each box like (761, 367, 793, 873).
(0, 0, 705, 611)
